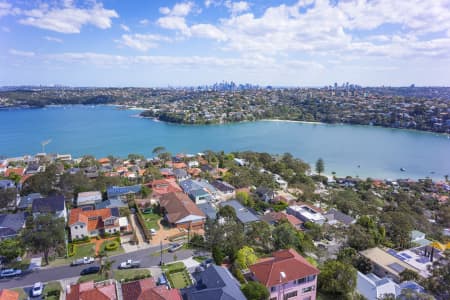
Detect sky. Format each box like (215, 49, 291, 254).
(1, 0, 450, 87)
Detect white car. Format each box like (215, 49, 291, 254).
(31, 282, 43, 297)
(150, 228, 157, 236)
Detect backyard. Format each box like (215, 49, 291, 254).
(162, 262, 192, 289)
(141, 210, 161, 230)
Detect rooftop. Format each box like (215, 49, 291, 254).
(219, 200, 259, 224)
(249, 248, 319, 287)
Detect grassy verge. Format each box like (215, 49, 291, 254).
(114, 269, 151, 282)
(77, 273, 108, 283)
(7, 258, 31, 271)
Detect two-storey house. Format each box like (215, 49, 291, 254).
(69, 207, 121, 239)
(249, 249, 320, 300)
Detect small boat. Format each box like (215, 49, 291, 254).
(400, 168, 406, 172)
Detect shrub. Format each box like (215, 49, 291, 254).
(72, 236, 90, 244)
(104, 240, 119, 251)
(68, 244, 75, 257)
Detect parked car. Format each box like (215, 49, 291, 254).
(80, 266, 100, 276)
(31, 282, 43, 297)
(0, 268, 22, 278)
(201, 258, 214, 268)
(168, 243, 183, 252)
(118, 260, 141, 269)
(150, 228, 157, 236)
(71, 256, 95, 266)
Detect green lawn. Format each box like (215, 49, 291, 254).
(78, 269, 152, 284)
(163, 262, 192, 289)
(162, 262, 185, 272)
(43, 281, 62, 300)
(99, 240, 125, 257)
(168, 271, 192, 288)
(72, 243, 95, 259)
(141, 211, 161, 230)
(114, 269, 151, 282)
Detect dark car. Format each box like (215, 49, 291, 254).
(80, 266, 100, 276)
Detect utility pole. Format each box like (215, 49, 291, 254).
(159, 240, 163, 266)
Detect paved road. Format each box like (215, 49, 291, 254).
(0, 246, 194, 290)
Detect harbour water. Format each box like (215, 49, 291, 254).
(0, 105, 449, 180)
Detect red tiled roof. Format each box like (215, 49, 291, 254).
(122, 278, 182, 300)
(249, 249, 319, 287)
(0, 289, 19, 300)
(69, 208, 117, 231)
(66, 281, 117, 300)
(151, 179, 182, 196)
(5, 168, 25, 177)
(283, 213, 303, 228)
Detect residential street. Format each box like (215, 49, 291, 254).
(0, 246, 194, 290)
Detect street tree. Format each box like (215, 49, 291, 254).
(22, 214, 65, 265)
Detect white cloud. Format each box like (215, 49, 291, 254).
(225, 1, 250, 15)
(139, 19, 149, 25)
(9, 48, 35, 57)
(159, 7, 171, 15)
(2, 26, 10, 32)
(157, 16, 190, 34)
(120, 24, 130, 32)
(18, 2, 118, 34)
(116, 33, 170, 52)
(44, 36, 63, 43)
(190, 24, 227, 41)
(0, 1, 20, 18)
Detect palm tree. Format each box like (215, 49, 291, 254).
(100, 258, 115, 279)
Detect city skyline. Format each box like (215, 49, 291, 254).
(1, 0, 450, 86)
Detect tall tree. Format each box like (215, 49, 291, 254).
(22, 214, 65, 265)
(0, 238, 23, 262)
(318, 259, 357, 297)
(241, 281, 269, 300)
(152, 146, 166, 156)
(315, 158, 325, 175)
(272, 221, 298, 250)
(236, 246, 258, 269)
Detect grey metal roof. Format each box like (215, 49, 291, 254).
(32, 195, 65, 213)
(18, 193, 42, 209)
(0, 212, 26, 238)
(326, 208, 355, 225)
(181, 265, 246, 300)
(197, 203, 217, 220)
(219, 200, 259, 224)
(95, 199, 127, 209)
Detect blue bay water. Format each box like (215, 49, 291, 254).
(0, 105, 449, 180)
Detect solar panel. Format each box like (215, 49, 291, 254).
(388, 263, 405, 273)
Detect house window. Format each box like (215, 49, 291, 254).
(306, 275, 316, 282)
(75, 235, 79, 239)
(271, 286, 276, 292)
(74, 226, 78, 229)
(80, 225, 83, 228)
(296, 278, 306, 285)
(302, 286, 315, 293)
(270, 298, 277, 300)
(283, 291, 297, 299)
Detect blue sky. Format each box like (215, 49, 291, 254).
(1, 0, 450, 87)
